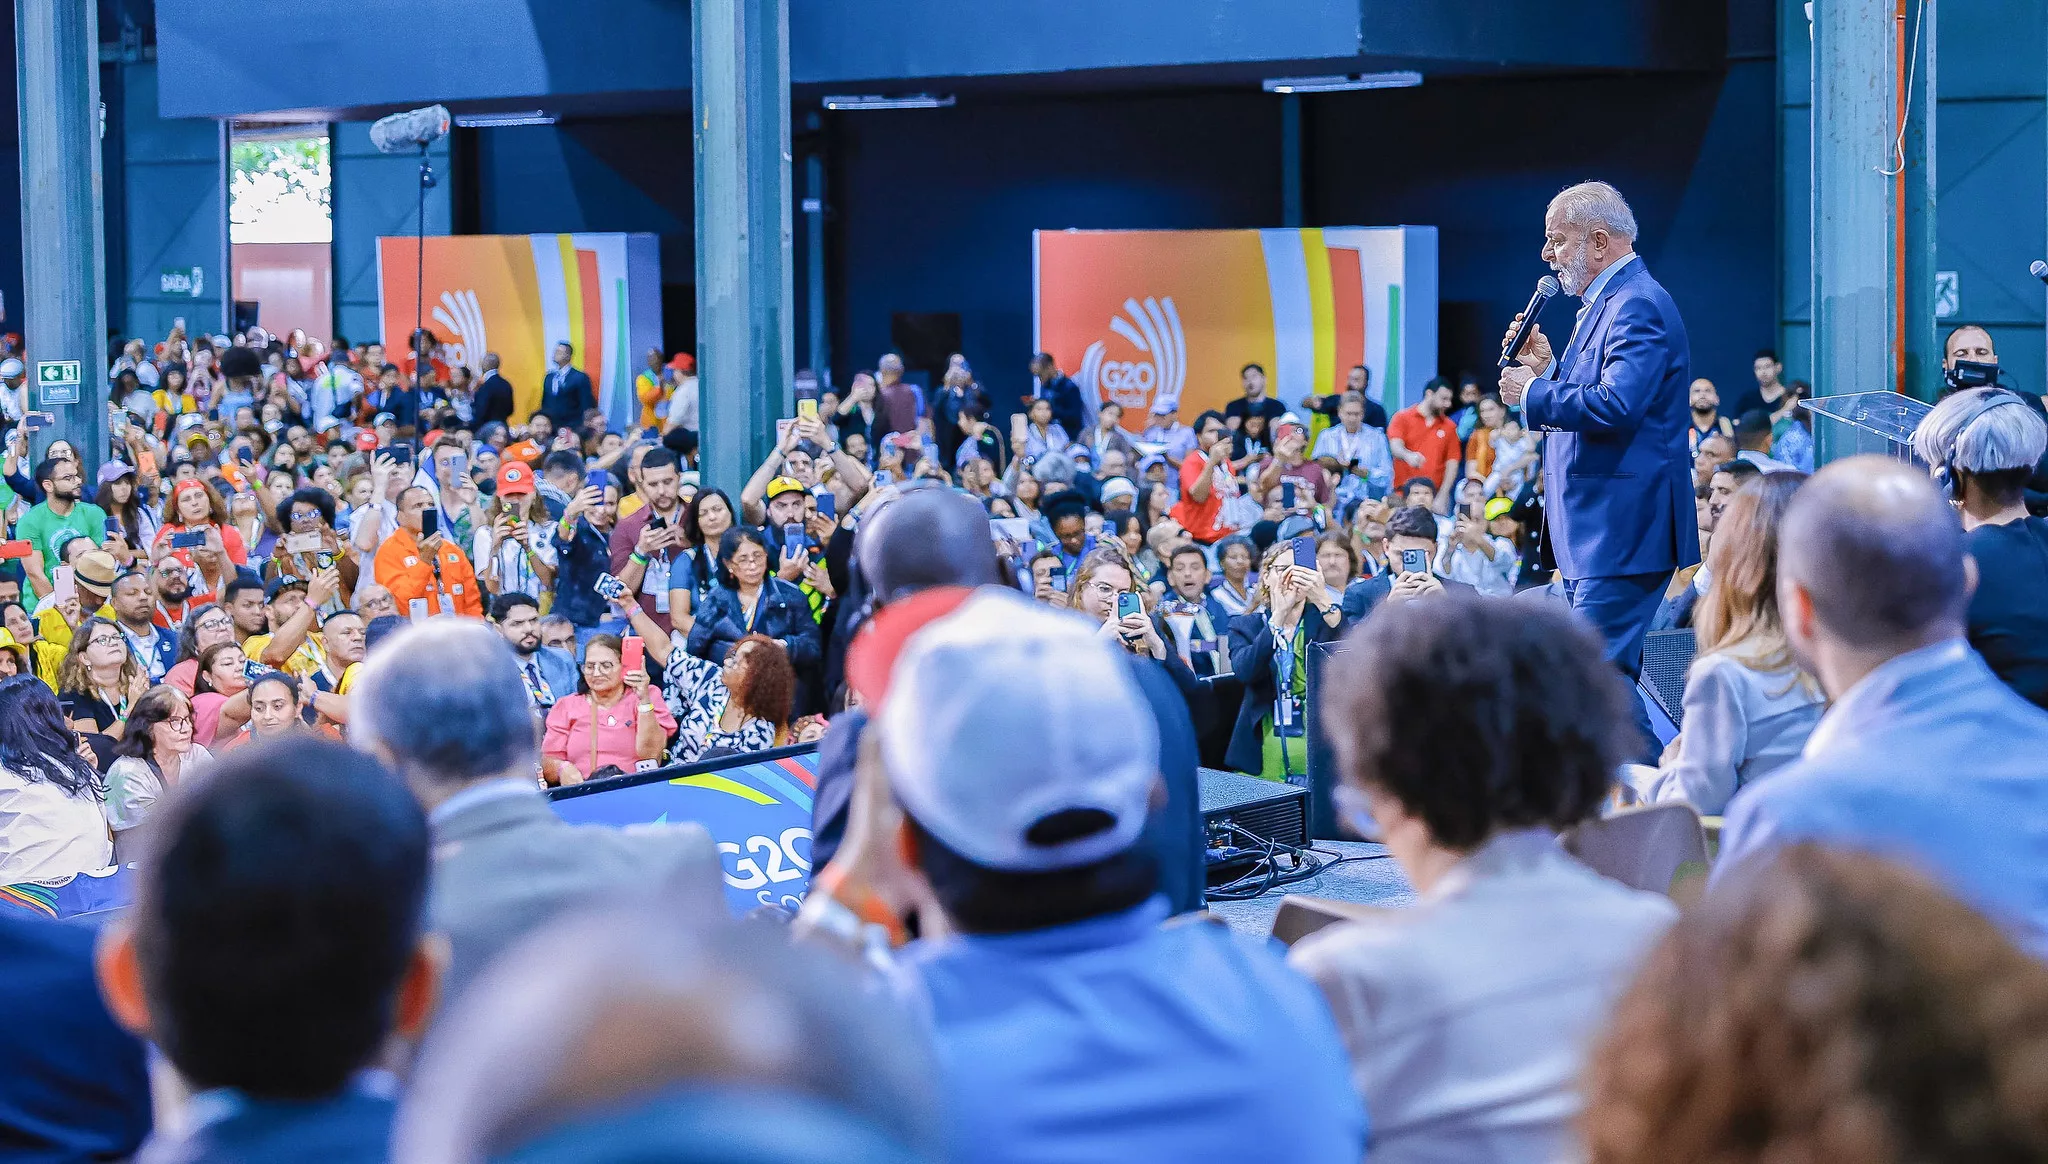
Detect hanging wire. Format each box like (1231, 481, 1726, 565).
(1875, 0, 1928, 177)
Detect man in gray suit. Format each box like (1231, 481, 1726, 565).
(351, 620, 719, 1000)
(1714, 456, 2048, 958)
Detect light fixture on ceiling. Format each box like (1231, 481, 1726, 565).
(1262, 71, 1424, 94)
(452, 111, 558, 128)
(821, 93, 956, 111)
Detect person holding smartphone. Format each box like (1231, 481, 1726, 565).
(1338, 506, 1477, 625)
(1065, 546, 1169, 663)
(372, 486, 483, 620)
(1223, 542, 1343, 782)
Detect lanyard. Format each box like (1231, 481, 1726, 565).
(1272, 618, 1306, 778)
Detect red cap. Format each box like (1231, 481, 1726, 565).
(353, 431, 380, 452)
(505, 439, 543, 464)
(843, 586, 976, 710)
(497, 460, 536, 496)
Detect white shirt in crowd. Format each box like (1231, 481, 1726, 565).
(473, 524, 559, 601)
(1435, 534, 1519, 596)
(105, 745, 216, 861)
(1623, 652, 1825, 814)
(1289, 830, 1676, 1164)
(0, 764, 112, 884)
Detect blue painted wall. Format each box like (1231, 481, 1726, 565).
(110, 60, 226, 344)
(1780, 0, 2048, 397)
(0, 2, 22, 339)
(332, 122, 450, 344)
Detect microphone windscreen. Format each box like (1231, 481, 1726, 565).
(2031, 260, 2048, 279)
(1536, 275, 1563, 299)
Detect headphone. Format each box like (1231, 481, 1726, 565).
(1928, 389, 2027, 501)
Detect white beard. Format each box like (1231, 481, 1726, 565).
(1554, 248, 1593, 298)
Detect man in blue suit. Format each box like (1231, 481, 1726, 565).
(1499, 181, 1698, 755)
(1713, 457, 2048, 958)
(96, 737, 441, 1164)
(539, 341, 596, 432)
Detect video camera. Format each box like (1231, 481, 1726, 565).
(1944, 359, 2001, 395)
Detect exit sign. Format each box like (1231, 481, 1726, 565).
(35, 359, 82, 406)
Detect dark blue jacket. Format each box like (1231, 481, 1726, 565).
(0, 912, 151, 1163)
(686, 579, 822, 672)
(550, 518, 613, 630)
(1523, 259, 1700, 581)
(539, 366, 596, 430)
(137, 1087, 394, 1164)
(1038, 374, 1085, 441)
(1224, 608, 1344, 775)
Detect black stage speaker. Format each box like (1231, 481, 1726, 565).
(1303, 640, 1344, 840)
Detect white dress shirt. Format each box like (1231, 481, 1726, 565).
(1289, 829, 1676, 1164)
(0, 764, 112, 883)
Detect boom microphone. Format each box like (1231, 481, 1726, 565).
(2031, 259, 2048, 284)
(1498, 275, 1563, 369)
(368, 105, 452, 155)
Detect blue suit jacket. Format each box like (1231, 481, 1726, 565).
(1714, 643, 2048, 959)
(1524, 260, 1700, 580)
(0, 913, 152, 1163)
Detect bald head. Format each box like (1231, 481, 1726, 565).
(1780, 456, 1969, 650)
(858, 488, 1006, 604)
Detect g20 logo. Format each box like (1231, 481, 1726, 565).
(1078, 296, 1187, 419)
(718, 826, 812, 911)
(1098, 361, 1156, 392)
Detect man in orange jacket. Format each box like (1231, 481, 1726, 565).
(373, 486, 484, 619)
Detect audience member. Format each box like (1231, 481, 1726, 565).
(1714, 456, 2048, 958)
(103, 685, 212, 861)
(540, 632, 677, 783)
(1387, 378, 1462, 503)
(804, 589, 1365, 1162)
(0, 910, 150, 1162)
(489, 591, 578, 712)
(1292, 593, 1675, 1163)
(348, 619, 717, 999)
(1731, 409, 1792, 473)
(1624, 472, 1823, 813)
(685, 526, 821, 677)
(1340, 505, 1471, 622)
(0, 674, 110, 882)
(93, 738, 436, 1164)
(1585, 844, 2048, 1164)
(1226, 542, 1344, 781)
(1911, 386, 2048, 707)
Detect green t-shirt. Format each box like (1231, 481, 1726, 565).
(16, 499, 109, 573)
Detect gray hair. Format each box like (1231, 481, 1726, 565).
(1911, 387, 2048, 476)
(1779, 456, 1968, 649)
(1031, 449, 1077, 487)
(1549, 181, 1638, 243)
(349, 620, 539, 786)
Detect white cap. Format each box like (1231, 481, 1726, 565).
(877, 589, 1157, 873)
(0, 358, 21, 379)
(1099, 476, 1139, 507)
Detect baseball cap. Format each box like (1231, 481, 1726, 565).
(1484, 496, 1516, 521)
(353, 430, 380, 452)
(876, 588, 1158, 873)
(1150, 396, 1178, 415)
(264, 575, 308, 602)
(765, 475, 806, 501)
(73, 550, 121, 597)
(0, 358, 22, 380)
(373, 412, 396, 427)
(497, 460, 536, 496)
(97, 460, 135, 485)
(505, 439, 543, 464)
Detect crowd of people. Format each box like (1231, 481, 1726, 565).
(1, 281, 2047, 1163)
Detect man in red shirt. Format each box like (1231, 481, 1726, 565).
(1388, 379, 1463, 509)
(1169, 411, 1237, 544)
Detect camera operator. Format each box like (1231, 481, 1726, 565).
(1941, 325, 2048, 516)
(1911, 387, 2048, 709)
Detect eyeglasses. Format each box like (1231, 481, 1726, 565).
(582, 659, 619, 674)
(163, 716, 193, 730)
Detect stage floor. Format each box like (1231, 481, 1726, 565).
(1208, 840, 1414, 936)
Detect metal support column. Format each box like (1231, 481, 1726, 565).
(15, 0, 108, 470)
(1898, 0, 1937, 403)
(804, 130, 830, 387)
(1812, 0, 1936, 450)
(1280, 94, 1303, 228)
(693, 0, 793, 496)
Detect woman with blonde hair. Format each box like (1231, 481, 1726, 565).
(1224, 540, 1342, 782)
(1624, 471, 1824, 813)
(1065, 544, 1169, 662)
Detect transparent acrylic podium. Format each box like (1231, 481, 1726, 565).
(1803, 391, 1934, 466)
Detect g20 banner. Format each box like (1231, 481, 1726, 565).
(1033, 227, 1437, 428)
(377, 233, 663, 431)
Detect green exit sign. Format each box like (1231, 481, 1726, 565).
(35, 360, 82, 406)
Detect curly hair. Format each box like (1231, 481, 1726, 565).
(726, 633, 795, 732)
(58, 617, 144, 702)
(1584, 844, 2048, 1164)
(162, 477, 230, 531)
(1320, 593, 1631, 849)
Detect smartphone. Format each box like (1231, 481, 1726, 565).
(0, 540, 31, 561)
(586, 468, 610, 492)
(104, 517, 121, 539)
(1282, 481, 1297, 510)
(235, 446, 252, 466)
(420, 510, 440, 540)
(1290, 534, 1317, 571)
(52, 565, 75, 606)
(284, 532, 323, 554)
(110, 410, 129, 435)
(1050, 567, 1069, 595)
(1011, 413, 1028, 442)
(814, 491, 836, 520)
(242, 659, 266, 683)
(389, 443, 414, 465)
(621, 634, 645, 676)
(170, 530, 208, 549)
(795, 385, 819, 422)
(1116, 591, 1144, 621)
(1400, 547, 1430, 575)
(21, 411, 53, 432)
(782, 522, 807, 553)
(594, 572, 628, 601)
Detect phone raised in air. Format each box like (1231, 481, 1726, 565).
(1281, 481, 1297, 511)
(420, 510, 440, 540)
(586, 468, 610, 492)
(1290, 534, 1317, 571)
(0, 540, 32, 561)
(1116, 591, 1144, 621)
(1400, 547, 1430, 576)
(621, 634, 645, 676)
(814, 490, 836, 520)
(170, 530, 208, 550)
(782, 522, 807, 553)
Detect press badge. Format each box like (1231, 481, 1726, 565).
(643, 555, 671, 613)
(1275, 694, 1306, 738)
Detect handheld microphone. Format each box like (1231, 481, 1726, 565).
(1498, 276, 1563, 369)
(2031, 260, 2048, 285)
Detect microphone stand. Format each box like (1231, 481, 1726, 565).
(415, 143, 437, 389)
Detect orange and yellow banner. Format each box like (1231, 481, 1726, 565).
(1033, 227, 1436, 428)
(378, 233, 662, 428)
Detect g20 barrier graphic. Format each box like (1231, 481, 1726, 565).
(377, 233, 663, 434)
(549, 746, 821, 916)
(1034, 226, 1438, 429)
